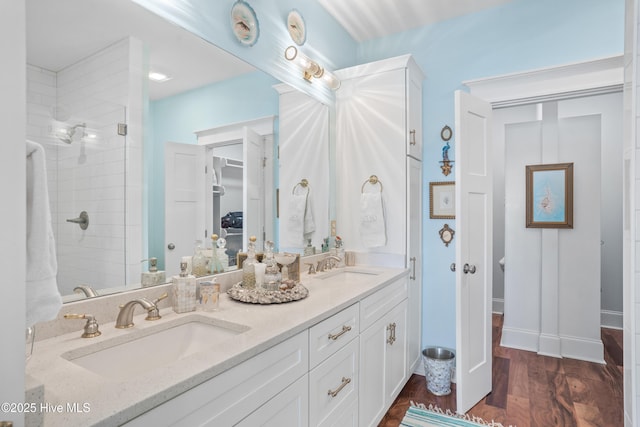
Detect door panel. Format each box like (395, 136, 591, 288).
(454, 91, 493, 414)
(164, 142, 206, 277)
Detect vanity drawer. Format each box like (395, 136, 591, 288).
(309, 303, 359, 368)
(360, 277, 407, 331)
(309, 337, 359, 427)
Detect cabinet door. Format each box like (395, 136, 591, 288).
(407, 68, 423, 160)
(359, 315, 387, 427)
(385, 300, 408, 401)
(359, 299, 409, 427)
(406, 158, 423, 373)
(237, 375, 308, 427)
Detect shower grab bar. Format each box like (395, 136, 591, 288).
(66, 211, 89, 230)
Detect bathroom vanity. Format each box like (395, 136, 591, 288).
(26, 265, 412, 426)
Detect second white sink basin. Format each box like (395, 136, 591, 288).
(62, 315, 250, 381)
(317, 269, 381, 282)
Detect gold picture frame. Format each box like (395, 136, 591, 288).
(429, 181, 455, 219)
(525, 163, 573, 229)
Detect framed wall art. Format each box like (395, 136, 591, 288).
(429, 181, 455, 219)
(525, 162, 573, 229)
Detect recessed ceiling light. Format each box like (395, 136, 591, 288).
(148, 71, 172, 82)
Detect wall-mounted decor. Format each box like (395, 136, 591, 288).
(429, 181, 455, 219)
(525, 162, 573, 229)
(230, 0, 259, 46)
(439, 125, 454, 176)
(439, 224, 455, 247)
(287, 9, 306, 45)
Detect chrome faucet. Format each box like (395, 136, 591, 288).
(73, 285, 98, 298)
(317, 256, 342, 272)
(115, 292, 167, 329)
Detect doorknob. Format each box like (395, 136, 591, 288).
(463, 263, 476, 274)
(167, 243, 175, 250)
(450, 263, 456, 272)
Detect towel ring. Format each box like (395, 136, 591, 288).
(292, 178, 310, 195)
(361, 175, 383, 193)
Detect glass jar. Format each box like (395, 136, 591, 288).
(191, 240, 209, 277)
(242, 236, 258, 288)
(263, 240, 281, 291)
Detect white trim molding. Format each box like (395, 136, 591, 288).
(464, 55, 623, 108)
(195, 115, 275, 145)
(601, 309, 623, 329)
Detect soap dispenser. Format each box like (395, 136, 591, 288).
(171, 257, 196, 313)
(141, 257, 166, 287)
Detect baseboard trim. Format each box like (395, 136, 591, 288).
(601, 310, 623, 329)
(500, 326, 539, 352)
(492, 298, 504, 314)
(560, 334, 605, 364)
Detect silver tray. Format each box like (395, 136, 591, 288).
(227, 282, 309, 304)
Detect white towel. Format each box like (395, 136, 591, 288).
(288, 191, 315, 245)
(26, 140, 62, 328)
(359, 192, 386, 248)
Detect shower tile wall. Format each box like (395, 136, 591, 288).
(26, 38, 143, 296)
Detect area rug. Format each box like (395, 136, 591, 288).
(401, 402, 514, 427)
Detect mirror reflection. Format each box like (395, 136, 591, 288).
(26, 0, 331, 301)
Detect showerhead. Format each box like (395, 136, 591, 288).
(57, 123, 86, 144)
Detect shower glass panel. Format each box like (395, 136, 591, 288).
(36, 103, 128, 299)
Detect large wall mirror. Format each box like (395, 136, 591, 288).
(26, 0, 331, 301)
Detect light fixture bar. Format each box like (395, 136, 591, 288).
(284, 46, 340, 90)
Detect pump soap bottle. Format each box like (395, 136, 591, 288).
(172, 257, 196, 313)
(141, 257, 166, 287)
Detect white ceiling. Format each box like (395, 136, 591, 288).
(26, 0, 513, 101)
(26, 0, 256, 100)
(319, 0, 514, 42)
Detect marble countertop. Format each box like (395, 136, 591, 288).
(26, 266, 407, 426)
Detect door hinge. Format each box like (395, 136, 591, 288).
(117, 123, 127, 136)
(263, 157, 267, 168)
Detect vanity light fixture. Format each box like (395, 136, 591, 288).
(284, 46, 340, 90)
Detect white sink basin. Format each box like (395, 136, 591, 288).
(62, 315, 250, 381)
(317, 269, 381, 282)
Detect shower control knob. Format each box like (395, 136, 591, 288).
(167, 243, 175, 250)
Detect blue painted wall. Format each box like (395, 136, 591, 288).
(356, 0, 624, 349)
(143, 0, 624, 351)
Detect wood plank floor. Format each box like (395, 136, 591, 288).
(379, 314, 624, 427)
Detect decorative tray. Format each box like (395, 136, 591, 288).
(227, 282, 309, 304)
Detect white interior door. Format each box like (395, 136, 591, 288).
(164, 141, 206, 277)
(454, 90, 493, 414)
(243, 127, 264, 251)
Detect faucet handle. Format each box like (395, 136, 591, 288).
(305, 263, 316, 274)
(146, 292, 168, 321)
(152, 292, 168, 305)
(64, 313, 101, 338)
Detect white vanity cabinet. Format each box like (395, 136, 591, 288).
(358, 278, 409, 427)
(335, 54, 424, 376)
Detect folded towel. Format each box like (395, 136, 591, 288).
(26, 140, 62, 327)
(360, 192, 386, 248)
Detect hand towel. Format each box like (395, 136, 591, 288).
(303, 191, 315, 241)
(288, 190, 315, 245)
(359, 192, 386, 248)
(26, 140, 62, 328)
